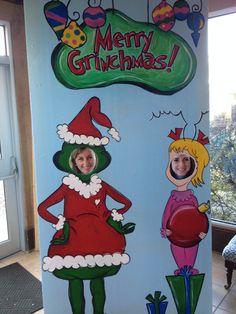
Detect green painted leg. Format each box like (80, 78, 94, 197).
(90, 278, 106, 314)
(68, 279, 85, 314)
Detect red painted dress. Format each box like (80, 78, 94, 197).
(38, 174, 132, 271)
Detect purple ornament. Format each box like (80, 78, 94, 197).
(173, 0, 190, 21)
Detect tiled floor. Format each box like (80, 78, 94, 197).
(212, 251, 236, 313)
(0, 250, 235, 313)
(0, 250, 43, 314)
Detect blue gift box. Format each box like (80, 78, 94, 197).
(146, 301, 168, 314)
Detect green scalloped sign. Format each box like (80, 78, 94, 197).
(51, 9, 197, 94)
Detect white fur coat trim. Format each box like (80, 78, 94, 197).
(52, 215, 65, 230)
(63, 174, 102, 199)
(111, 209, 124, 222)
(43, 253, 130, 272)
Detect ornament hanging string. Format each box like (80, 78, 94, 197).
(147, 0, 150, 24)
(67, 0, 80, 21)
(192, 0, 202, 12)
(89, 0, 102, 6)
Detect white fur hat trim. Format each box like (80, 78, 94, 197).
(42, 253, 130, 272)
(57, 124, 109, 146)
(108, 127, 120, 141)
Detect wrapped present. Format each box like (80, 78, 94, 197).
(61, 21, 87, 49)
(166, 267, 205, 314)
(146, 291, 168, 314)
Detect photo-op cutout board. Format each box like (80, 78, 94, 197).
(24, 0, 211, 313)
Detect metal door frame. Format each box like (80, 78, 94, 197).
(0, 19, 26, 256)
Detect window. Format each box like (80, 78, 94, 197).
(0, 25, 8, 56)
(209, 13, 236, 224)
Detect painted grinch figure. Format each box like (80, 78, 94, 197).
(38, 97, 135, 314)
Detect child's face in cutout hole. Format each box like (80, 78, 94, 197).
(74, 148, 96, 174)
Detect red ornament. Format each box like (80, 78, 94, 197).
(152, 0, 176, 32)
(167, 206, 209, 248)
(83, 0, 106, 28)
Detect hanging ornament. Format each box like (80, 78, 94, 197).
(61, 21, 87, 49)
(147, 0, 150, 24)
(187, 2, 204, 47)
(187, 11, 204, 47)
(173, 0, 190, 21)
(111, 0, 115, 13)
(167, 206, 209, 247)
(152, 0, 176, 32)
(44, 0, 68, 40)
(83, 0, 106, 29)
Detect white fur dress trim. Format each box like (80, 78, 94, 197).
(43, 253, 130, 272)
(63, 174, 102, 199)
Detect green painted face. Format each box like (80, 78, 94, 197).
(53, 143, 111, 182)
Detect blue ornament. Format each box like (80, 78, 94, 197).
(187, 11, 205, 47)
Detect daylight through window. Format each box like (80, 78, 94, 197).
(0, 25, 7, 56)
(209, 13, 236, 224)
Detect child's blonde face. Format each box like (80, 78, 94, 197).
(75, 148, 96, 174)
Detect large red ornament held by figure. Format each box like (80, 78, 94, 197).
(167, 205, 209, 248)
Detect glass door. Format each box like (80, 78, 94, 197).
(0, 181, 8, 242)
(0, 24, 20, 258)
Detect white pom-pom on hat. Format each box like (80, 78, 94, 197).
(108, 127, 120, 142)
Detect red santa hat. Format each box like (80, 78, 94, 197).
(57, 97, 120, 146)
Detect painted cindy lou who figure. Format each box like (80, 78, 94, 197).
(161, 128, 210, 275)
(38, 97, 135, 314)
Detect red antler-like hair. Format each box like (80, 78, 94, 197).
(197, 130, 209, 145)
(168, 128, 183, 141)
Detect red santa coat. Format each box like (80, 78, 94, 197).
(38, 174, 132, 272)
